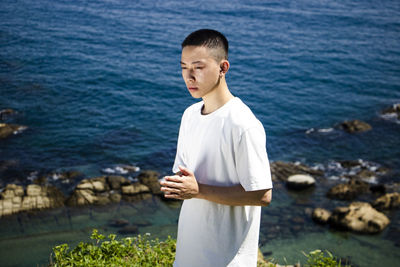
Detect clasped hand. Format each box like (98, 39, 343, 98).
(160, 165, 199, 200)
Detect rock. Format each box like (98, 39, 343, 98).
(356, 169, 377, 179)
(339, 119, 372, 133)
(109, 192, 122, 203)
(1, 184, 24, 198)
(0, 123, 28, 139)
(122, 193, 152, 202)
(76, 179, 94, 190)
(76, 177, 109, 192)
(286, 174, 315, 190)
(0, 184, 65, 217)
(109, 219, 129, 227)
(107, 176, 130, 190)
(270, 161, 323, 182)
(118, 225, 138, 235)
(43, 186, 66, 207)
(312, 208, 332, 224)
(92, 180, 107, 192)
(329, 202, 390, 233)
(94, 194, 111, 205)
(121, 183, 150, 195)
(372, 192, 400, 210)
(26, 184, 42, 196)
(0, 109, 17, 120)
(381, 103, 400, 119)
(137, 170, 162, 195)
(67, 174, 157, 206)
(90, 177, 108, 192)
(338, 160, 362, 169)
(133, 218, 152, 227)
(327, 180, 369, 200)
(66, 189, 96, 206)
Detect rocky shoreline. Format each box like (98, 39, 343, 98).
(1, 159, 398, 237)
(0, 169, 165, 217)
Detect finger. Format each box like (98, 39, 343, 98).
(165, 176, 183, 183)
(163, 193, 183, 200)
(161, 181, 183, 189)
(161, 186, 181, 194)
(178, 165, 192, 176)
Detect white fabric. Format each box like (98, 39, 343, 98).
(172, 97, 273, 267)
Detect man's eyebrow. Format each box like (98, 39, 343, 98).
(180, 60, 205, 65)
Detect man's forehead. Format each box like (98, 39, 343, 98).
(181, 46, 221, 64)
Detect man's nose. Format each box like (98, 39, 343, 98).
(185, 69, 195, 82)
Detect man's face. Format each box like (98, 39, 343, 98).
(180, 46, 221, 99)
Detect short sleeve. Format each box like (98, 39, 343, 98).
(172, 113, 186, 174)
(235, 125, 273, 191)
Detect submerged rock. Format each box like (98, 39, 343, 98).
(329, 202, 390, 234)
(286, 174, 316, 190)
(312, 208, 331, 224)
(0, 123, 28, 139)
(372, 192, 400, 210)
(270, 161, 323, 182)
(338, 119, 372, 133)
(109, 219, 129, 227)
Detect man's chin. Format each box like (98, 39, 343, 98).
(188, 91, 202, 99)
(191, 95, 202, 99)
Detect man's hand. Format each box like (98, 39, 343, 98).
(160, 165, 199, 200)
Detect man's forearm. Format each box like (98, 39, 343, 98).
(196, 184, 272, 206)
(161, 166, 272, 206)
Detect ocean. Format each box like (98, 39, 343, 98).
(1, 0, 400, 266)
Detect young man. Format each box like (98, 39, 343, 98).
(160, 29, 273, 267)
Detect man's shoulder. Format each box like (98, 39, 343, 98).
(226, 98, 263, 131)
(181, 101, 203, 118)
(185, 100, 203, 112)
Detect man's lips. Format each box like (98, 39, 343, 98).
(188, 87, 198, 91)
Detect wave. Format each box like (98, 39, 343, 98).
(315, 159, 385, 184)
(305, 127, 335, 134)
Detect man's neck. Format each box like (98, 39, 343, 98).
(201, 80, 234, 115)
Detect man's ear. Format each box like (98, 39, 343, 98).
(220, 60, 230, 75)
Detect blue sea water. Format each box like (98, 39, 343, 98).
(1, 0, 400, 266)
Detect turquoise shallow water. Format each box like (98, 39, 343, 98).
(1, 0, 400, 266)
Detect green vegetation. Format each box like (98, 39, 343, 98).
(303, 250, 351, 267)
(50, 230, 351, 267)
(51, 229, 175, 267)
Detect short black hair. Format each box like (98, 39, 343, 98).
(181, 29, 229, 61)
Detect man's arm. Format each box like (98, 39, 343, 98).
(160, 165, 272, 206)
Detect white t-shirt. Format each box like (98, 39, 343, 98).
(172, 97, 273, 267)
